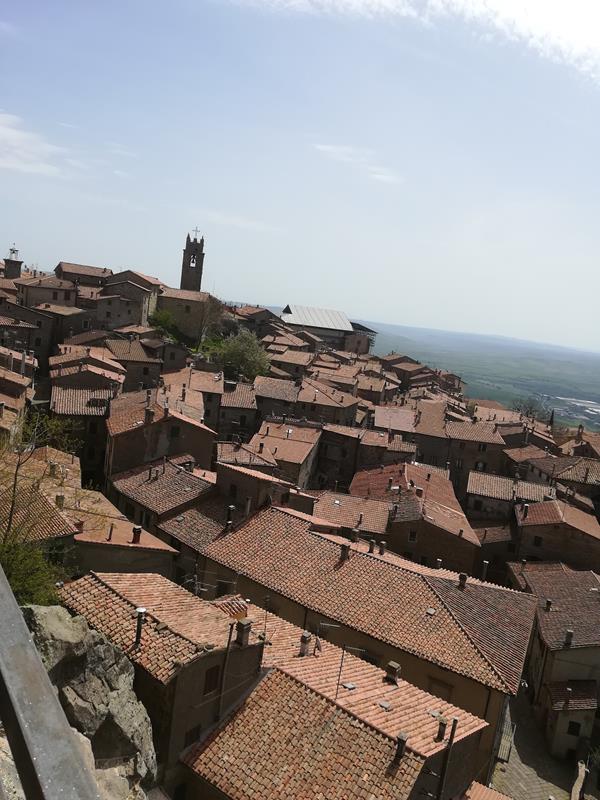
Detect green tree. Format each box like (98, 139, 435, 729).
(0, 411, 81, 605)
(214, 330, 270, 381)
(149, 309, 180, 340)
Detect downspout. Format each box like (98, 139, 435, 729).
(216, 622, 235, 721)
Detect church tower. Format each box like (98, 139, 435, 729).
(180, 231, 205, 292)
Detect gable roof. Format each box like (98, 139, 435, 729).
(281, 304, 354, 332)
(467, 472, 554, 503)
(55, 261, 113, 278)
(105, 338, 161, 364)
(203, 507, 535, 694)
(313, 492, 391, 536)
(515, 500, 600, 539)
(253, 375, 299, 403)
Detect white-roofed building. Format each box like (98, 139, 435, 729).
(280, 303, 376, 354)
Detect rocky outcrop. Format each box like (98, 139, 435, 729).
(20, 605, 157, 800)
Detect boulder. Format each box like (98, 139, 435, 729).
(21, 605, 157, 797)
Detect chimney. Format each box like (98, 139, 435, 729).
(341, 543, 351, 561)
(565, 629, 574, 647)
(145, 388, 152, 407)
(458, 572, 467, 590)
(147, 465, 153, 481)
(132, 525, 142, 544)
(565, 686, 572, 707)
(74, 520, 84, 534)
(394, 733, 408, 763)
(235, 619, 252, 647)
(388, 477, 393, 490)
(436, 558, 442, 569)
(299, 631, 312, 657)
(458, 529, 464, 538)
(163, 398, 169, 417)
(379, 540, 386, 556)
(226, 504, 236, 524)
(350, 528, 359, 543)
(134, 607, 146, 648)
(415, 487, 423, 498)
(144, 407, 154, 425)
(55, 494, 65, 510)
(369, 539, 376, 553)
(245, 496, 252, 517)
(358, 512, 363, 526)
(385, 661, 401, 684)
(481, 560, 489, 581)
(107, 522, 114, 541)
(258, 442, 264, 454)
(436, 717, 448, 742)
(545, 598, 552, 612)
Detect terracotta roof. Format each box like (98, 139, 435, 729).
(106, 402, 164, 436)
(253, 375, 299, 403)
(216, 441, 277, 468)
(111, 458, 213, 516)
(50, 363, 125, 384)
(298, 377, 358, 408)
(313, 492, 391, 535)
(503, 445, 549, 463)
(0, 316, 36, 329)
(528, 456, 600, 486)
(50, 386, 112, 416)
(248, 433, 318, 465)
(446, 421, 505, 445)
(350, 463, 453, 505)
(511, 562, 600, 650)
(160, 287, 211, 302)
(235, 304, 271, 318)
(546, 681, 598, 711)
(63, 329, 110, 345)
(167, 368, 224, 395)
(257, 420, 322, 443)
(515, 500, 600, 539)
(467, 472, 554, 503)
(33, 303, 86, 316)
(105, 338, 161, 364)
(182, 668, 424, 800)
(56, 261, 113, 278)
(220, 382, 256, 409)
(59, 572, 223, 683)
(158, 496, 244, 553)
(204, 507, 536, 694)
(462, 783, 513, 800)
(216, 462, 293, 486)
(16, 275, 75, 289)
(269, 349, 314, 367)
(74, 517, 175, 553)
(0, 485, 76, 542)
(213, 599, 487, 757)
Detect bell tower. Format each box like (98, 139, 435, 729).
(180, 230, 205, 292)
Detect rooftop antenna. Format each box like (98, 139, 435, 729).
(313, 621, 340, 655)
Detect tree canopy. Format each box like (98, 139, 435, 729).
(213, 330, 270, 381)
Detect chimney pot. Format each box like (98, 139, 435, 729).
(258, 442, 264, 453)
(379, 540, 386, 556)
(235, 619, 252, 647)
(415, 487, 424, 498)
(385, 660, 401, 684)
(394, 733, 408, 762)
(481, 560, 489, 581)
(565, 629, 574, 646)
(107, 522, 114, 541)
(458, 572, 467, 590)
(341, 543, 351, 561)
(132, 525, 142, 544)
(144, 406, 154, 425)
(135, 607, 146, 648)
(299, 631, 312, 657)
(226, 504, 236, 524)
(436, 717, 448, 742)
(436, 558, 442, 569)
(545, 598, 552, 612)
(523, 503, 529, 519)
(368, 539, 376, 553)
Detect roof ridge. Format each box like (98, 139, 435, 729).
(423, 577, 511, 694)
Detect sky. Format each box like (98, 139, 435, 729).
(2, 1, 600, 350)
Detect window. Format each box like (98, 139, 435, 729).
(169, 351, 175, 360)
(204, 664, 221, 695)
(408, 530, 417, 543)
(533, 536, 543, 547)
(106, 311, 111, 319)
(34, 337, 42, 347)
(142, 367, 149, 376)
(52, 291, 58, 300)
(127, 309, 131, 315)
(64, 291, 71, 301)
(459, 441, 465, 450)
(475, 461, 486, 472)
(36, 320, 42, 328)
(456, 458, 463, 470)
(478, 443, 487, 452)
(185, 305, 191, 314)
(170, 425, 180, 438)
(184, 724, 202, 747)
(567, 721, 581, 737)
(83, 319, 90, 329)
(428, 677, 453, 702)
(107, 299, 112, 306)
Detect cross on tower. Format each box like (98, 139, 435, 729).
(192, 226, 202, 239)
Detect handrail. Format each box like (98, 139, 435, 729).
(0, 564, 100, 799)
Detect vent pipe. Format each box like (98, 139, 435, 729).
(134, 607, 146, 649)
(458, 573, 467, 590)
(132, 525, 142, 544)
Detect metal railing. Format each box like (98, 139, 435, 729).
(0, 564, 100, 799)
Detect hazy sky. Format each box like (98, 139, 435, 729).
(2, 1, 600, 350)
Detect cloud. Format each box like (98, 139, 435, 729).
(237, 1, 600, 80)
(106, 141, 138, 158)
(314, 143, 400, 184)
(203, 209, 280, 233)
(0, 113, 65, 175)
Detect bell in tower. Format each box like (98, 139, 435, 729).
(180, 229, 205, 292)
